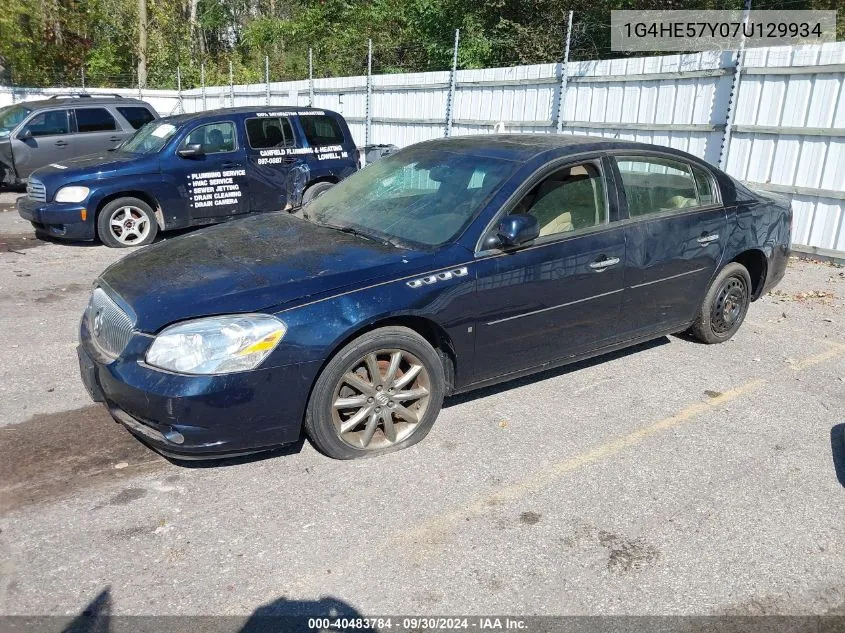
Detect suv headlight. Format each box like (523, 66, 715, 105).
(55, 186, 90, 203)
(146, 314, 286, 375)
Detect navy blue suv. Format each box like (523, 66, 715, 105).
(18, 107, 357, 247)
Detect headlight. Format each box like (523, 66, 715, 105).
(54, 186, 90, 203)
(146, 314, 286, 375)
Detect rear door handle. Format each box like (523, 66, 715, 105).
(222, 161, 243, 169)
(697, 233, 719, 246)
(108, 136, 122, 142)
(55, 140, 68, 147)
(589, 256, 620, 271)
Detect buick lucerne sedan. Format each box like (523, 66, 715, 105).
(78, 135, 791, 460)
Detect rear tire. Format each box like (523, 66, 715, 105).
(304, 326, 445, 459)
(689, 262, 752, 344)
(97, 197, 158, 248)
(301, 181, 334, 206)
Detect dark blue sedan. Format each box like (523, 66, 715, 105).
(77, 135, 791, 460)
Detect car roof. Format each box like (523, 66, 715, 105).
(14, 95, 152, 110)
(159, 106, 339, 125)
(414, 134, 706, 164)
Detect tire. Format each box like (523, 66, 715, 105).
(97, 197, 158, 248)
(301, 181, 334, 206)
(689, 262, 752, 344)
(304, 326, 446, 459)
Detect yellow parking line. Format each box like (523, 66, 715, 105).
(403, 379, 766, 554)
(791, 343, 845, 371)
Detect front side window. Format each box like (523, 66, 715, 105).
(117, 106, 156, 130)
(512, 162, 607, 238)
(20, 110, 70, 137)
(75, 108, 117, 133)
(616, 156, 714, 217)
(246, 117, 296, 149)
(181, 122, 236, 154)
(307, 147, 517, 247)
(300, 115, 344, 146)
(119, 120, 179, 154)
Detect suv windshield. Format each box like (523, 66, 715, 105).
(307, 147, 516, 248)
(0, 105, 32, 137)
(119, 120, 179, 154)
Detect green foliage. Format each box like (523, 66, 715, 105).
(0, 0, 842, 88)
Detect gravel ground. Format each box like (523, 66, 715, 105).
(0, 191, 844, 621)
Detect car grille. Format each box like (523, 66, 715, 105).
(27, 179, 47, 202)
(86, 288, 135, 358)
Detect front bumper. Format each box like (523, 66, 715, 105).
(17, 196, 95, 240)
(78, 320, 321, 458)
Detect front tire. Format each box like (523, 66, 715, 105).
(97, 197, 158, 248)
(689, 262, 752, 344)
(304, 326, 445, 459)
(300, 181, 334, 206)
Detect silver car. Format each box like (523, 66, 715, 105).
(0, 93, 158, 185)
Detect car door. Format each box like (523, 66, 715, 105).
(12, 109, 73, 178)
(171, 120, 250, 220)
(613, 154, 728, 338)
(472, 157, 626, 383)
(72, 107, 126, 155)
(244, 114, 297, 212)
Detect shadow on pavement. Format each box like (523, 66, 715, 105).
(830, 423, 845, 487)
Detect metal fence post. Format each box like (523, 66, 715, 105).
(229, 60, 235, 107)
(308, 48, 314, 107)
(265, 55, 271, 106)
(176, 66, 183, 113)
(444, 29, 460, 138)
(719, 0, 752, 170)
(555, 11, 574, 133)
(364, 38, 373, 164)
(201, 62, 207, 110)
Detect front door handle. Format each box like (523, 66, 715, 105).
(55, 140, 68, 147)
(589, 256, 620, 271)
(697, 233, 719, 246)
(222, 161, 243, 169)
(108, 136, 122, 142)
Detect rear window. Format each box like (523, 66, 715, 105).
(117, 106, 156, 130)
(246, 117, 296, 149)
(75, 108, 117, 133)
(300, 115, 344, 147)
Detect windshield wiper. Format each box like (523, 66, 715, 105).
(319, 222, 399, 249)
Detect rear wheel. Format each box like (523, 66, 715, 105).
(301, 181, 334, 206)
(689, 262, 752, 344)
(304, 327, 445, 459)
(97, 197, 158, 248)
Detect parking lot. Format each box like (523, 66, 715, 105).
(1, 189, 844, 618)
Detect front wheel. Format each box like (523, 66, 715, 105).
(304, 326, 445, 459)
(300, 181, 334, 206)
(689, 262, 752, 344)
(97, 197, 158, 248)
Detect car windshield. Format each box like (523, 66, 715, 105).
(118, 120, 180, 154)
(0, 105, 32, 137)
(306, 146, 516, 248)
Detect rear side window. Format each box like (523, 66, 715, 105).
(246, 117, 296, 149)
(75, 108, 117, 133)
(21, 110, 70, 137)
(299, 115, 344, 147)
(616, 156, 708, 217)
(117, 107, 155, 130)
(181, 121, 237, 154)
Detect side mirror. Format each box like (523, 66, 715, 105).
(177, 143, 204, 158)
(496, 213, 539, 248)
(16, 130, 33, 141)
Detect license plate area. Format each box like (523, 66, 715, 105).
(77, 345, 105, 402)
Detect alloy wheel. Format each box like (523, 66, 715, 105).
(108, 206, 151, 245)
(331, 349, 431, 450)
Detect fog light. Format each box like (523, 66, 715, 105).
(80, 208, 87, 221)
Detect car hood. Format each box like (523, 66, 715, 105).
(34, 151, 148, 181)
(100, 212, 423, 332)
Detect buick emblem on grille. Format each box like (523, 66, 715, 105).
(93, 309, 104, 337)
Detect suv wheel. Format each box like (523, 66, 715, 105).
(689, 262, 752, 344)
(304, 326, 446, 459)
(301, 181, 334, 206)
(97, 197, 158, 248)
